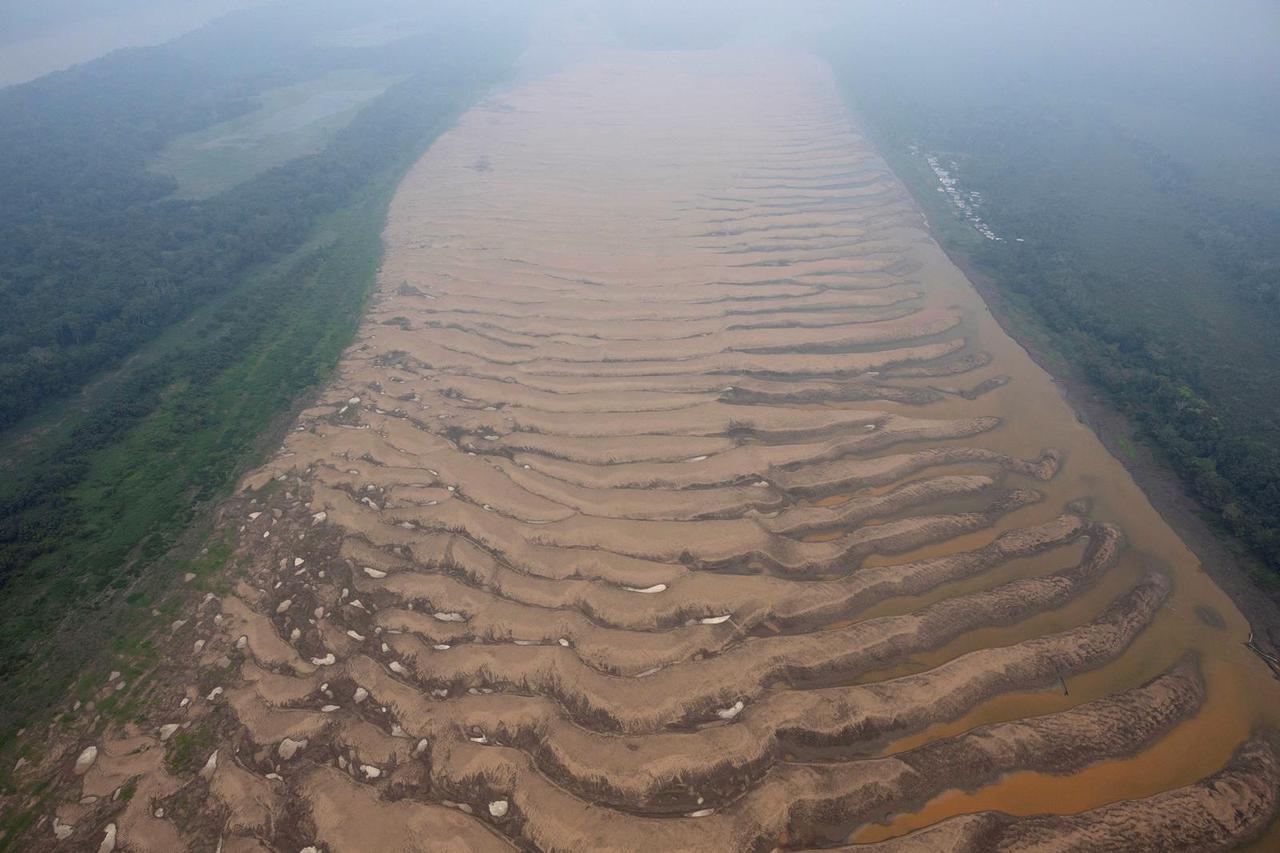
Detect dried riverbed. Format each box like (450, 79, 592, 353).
(16, 48, 1280, 852)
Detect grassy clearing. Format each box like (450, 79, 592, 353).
(150, 69, 406, 198)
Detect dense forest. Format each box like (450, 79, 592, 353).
(0, 3, 526, 743)
(826, 1, 1280, 579)
(0, 7, 515, 431)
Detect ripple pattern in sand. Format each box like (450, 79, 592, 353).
(58, 50, 1280, 853)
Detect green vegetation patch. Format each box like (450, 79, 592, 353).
(150, 69, 406, 198)
(165, 715, 221, 776)
(0, 185, 388, 743)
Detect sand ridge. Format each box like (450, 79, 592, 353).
(27, 48, 1280, 852)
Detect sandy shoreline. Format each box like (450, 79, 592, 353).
(942, 240, 1280, 653)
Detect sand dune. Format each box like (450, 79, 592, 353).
(39, 49, 1280, 852)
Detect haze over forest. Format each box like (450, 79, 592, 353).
(0, 2, 1278, 851)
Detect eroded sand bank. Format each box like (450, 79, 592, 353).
(35, 49, 1280, 851)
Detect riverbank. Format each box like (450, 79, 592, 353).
(941, 233, 1280, 656)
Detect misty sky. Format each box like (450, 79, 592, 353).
(0, 0, 269, 86)
(5, 0, 1277, 92)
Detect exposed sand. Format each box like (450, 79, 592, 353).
(25, 48, 1280, 851)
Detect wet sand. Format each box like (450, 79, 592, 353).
(32, 49, 1280, 851)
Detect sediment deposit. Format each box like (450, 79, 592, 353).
(27, 50, 1280, 852)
